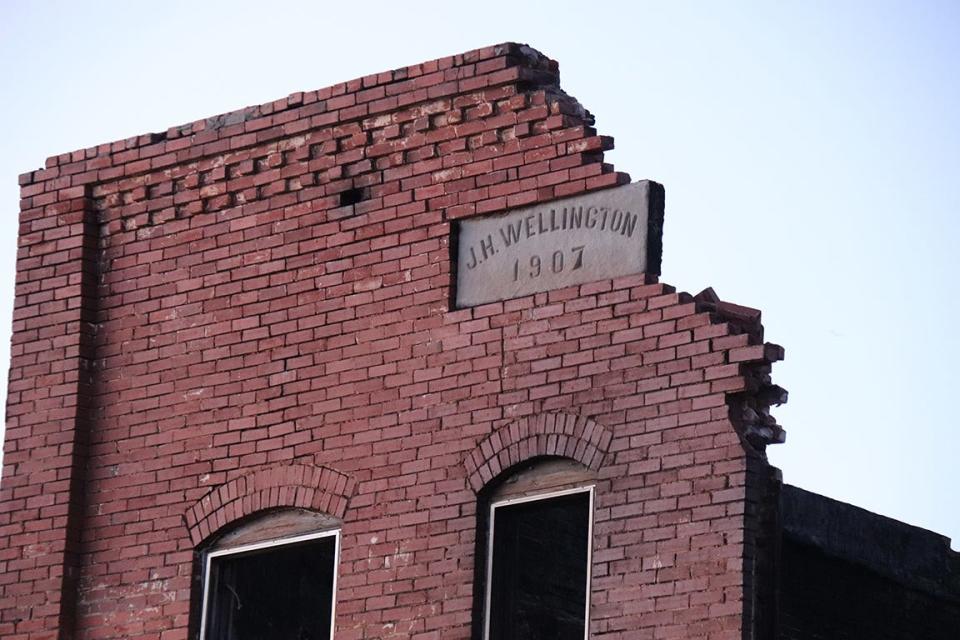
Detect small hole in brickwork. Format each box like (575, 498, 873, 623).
(339, 187, 365, 207)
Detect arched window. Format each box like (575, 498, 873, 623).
(476, 457, 596, 640)
(197, 509, 341, 640)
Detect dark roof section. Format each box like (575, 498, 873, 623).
(781, 485, 960, 602)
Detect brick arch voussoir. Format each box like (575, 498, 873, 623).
(184, 463, 356, 547)
(464, 412, 613, 493)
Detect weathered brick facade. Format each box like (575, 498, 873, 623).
(1, 43, 791, 640)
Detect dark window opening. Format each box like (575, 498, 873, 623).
(486, 490, 591, 640)
(201, 531, 338, 640)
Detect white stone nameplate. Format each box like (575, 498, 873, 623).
(455, 181, 664, 306)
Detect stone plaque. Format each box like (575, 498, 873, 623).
(455, 181, 664, 306)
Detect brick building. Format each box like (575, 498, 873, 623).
(0, 43, 956, 640)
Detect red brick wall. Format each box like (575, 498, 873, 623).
(1, 43, 783, 640)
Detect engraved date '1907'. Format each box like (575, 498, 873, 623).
(513, 246, 585, 281)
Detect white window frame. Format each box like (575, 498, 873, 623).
(199, 528, 341, 640)
(483, 485, 595, 640)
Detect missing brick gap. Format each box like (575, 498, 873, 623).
(339, 187, 364, 207)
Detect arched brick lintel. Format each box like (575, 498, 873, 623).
(183, 464, 356, 547)
(463, 413, 613, 494)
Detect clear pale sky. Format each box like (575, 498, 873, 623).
(1, 1, 958, 544)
